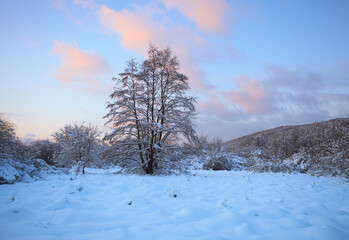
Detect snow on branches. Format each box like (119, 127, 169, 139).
(52, 123, 101, 174)
(104, 45, 197, 174)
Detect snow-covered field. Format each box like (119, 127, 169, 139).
(0, 170, 348, 240)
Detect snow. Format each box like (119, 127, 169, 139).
(0, 158, 24, 184)
(0, 158, 35, 184)
(0, 170, 348, 240)
(0, 158, 58, 184)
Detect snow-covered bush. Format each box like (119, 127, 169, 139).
(28, 139, 58, 165)
(0, 157, 58, 184)
(0, 158, 32, 184)
(164, 134, 241, 172)
(0, 116, 44, 184)
(53, 123, 102, 174)
(203, 155, 232, 171)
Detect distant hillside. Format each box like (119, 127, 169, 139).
(225, 118, 349, 177)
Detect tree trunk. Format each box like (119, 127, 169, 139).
(147, 159, 154, 174)
(143, 157, 154, 174)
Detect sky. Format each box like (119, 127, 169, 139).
(1, 0, 349, 141)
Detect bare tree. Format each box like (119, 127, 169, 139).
(104, 45, 196, 174)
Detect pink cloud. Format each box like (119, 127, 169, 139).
(52, 40, 110, 94)
(197, 93, 225, 116)
(172, 46, 212, 91)
(197, 89, 250, 122)
(97, 4, 212, 91)
(98, 5, 159, 54)
(224, 76, 273, 114)
(159, 0, 230, 32)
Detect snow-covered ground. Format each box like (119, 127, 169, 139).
(0, 170, 348, 240)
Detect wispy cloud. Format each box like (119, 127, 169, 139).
(264, 65, 324, 91)
(50, 0, 68, 11)
(0, 112, 24, 117)
(94, 1, 348, 140)
(224, 76, 274, 114)
(98, 4, 214, 91)
(52, 40, 111, 94)
(73, 0, 98, 9)
(98, 6, 158, 54)
(159, 0, 230, 32)
(26, 133, 36, 138)
(194, 64, 349, 140)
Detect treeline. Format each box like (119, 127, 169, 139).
(1, 115, 232, 184)
(225, 118, 349, 177)
(2, 115, 349, 184)
(0, 118, 108, 183)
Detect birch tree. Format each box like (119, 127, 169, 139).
(104, 45, 196, 174)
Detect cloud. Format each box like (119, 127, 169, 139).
(26, 133, 36, 138)
(50, 0, 68, 11)
(264, 65, 324, 91)
(194, 64, 349, 140)
(172, 46, 213, 91)
(0, 112, 24, 117)
(97, 4, 212, 91)
(98, 5, 158, 54)
(52, 40, 111, 94)
(95, 3, 348, 141)
(159, 0, 230, 32)
(73, 0, 98, 9)
(224, 76, 274, 114)
(263, 65, 327, 110)
(197, 94, 227, 119)
(74, 19, 84, 25)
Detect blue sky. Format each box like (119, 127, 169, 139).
(1, 0, 348, 141)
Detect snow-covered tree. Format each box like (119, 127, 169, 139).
(1, 115, 15, 156)
(0, 115, 24, 159)
(53, 123, 101, 174)
(29, 139, 58, 165)
(104, 45, 197, 174)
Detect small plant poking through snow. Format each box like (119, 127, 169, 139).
(219, 198, 231, 209)
(77, 184, 83, 192)
(168, 187, 180, 198)
(35, 208, 57, 229)
(10, 193, 15, 203)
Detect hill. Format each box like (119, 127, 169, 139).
(225, 118, 349, 177)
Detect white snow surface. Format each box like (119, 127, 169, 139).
(0, 170, 348, 240)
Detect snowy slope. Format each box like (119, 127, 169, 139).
(0, 170, 348, 240)
(225, 118, 349, 177)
